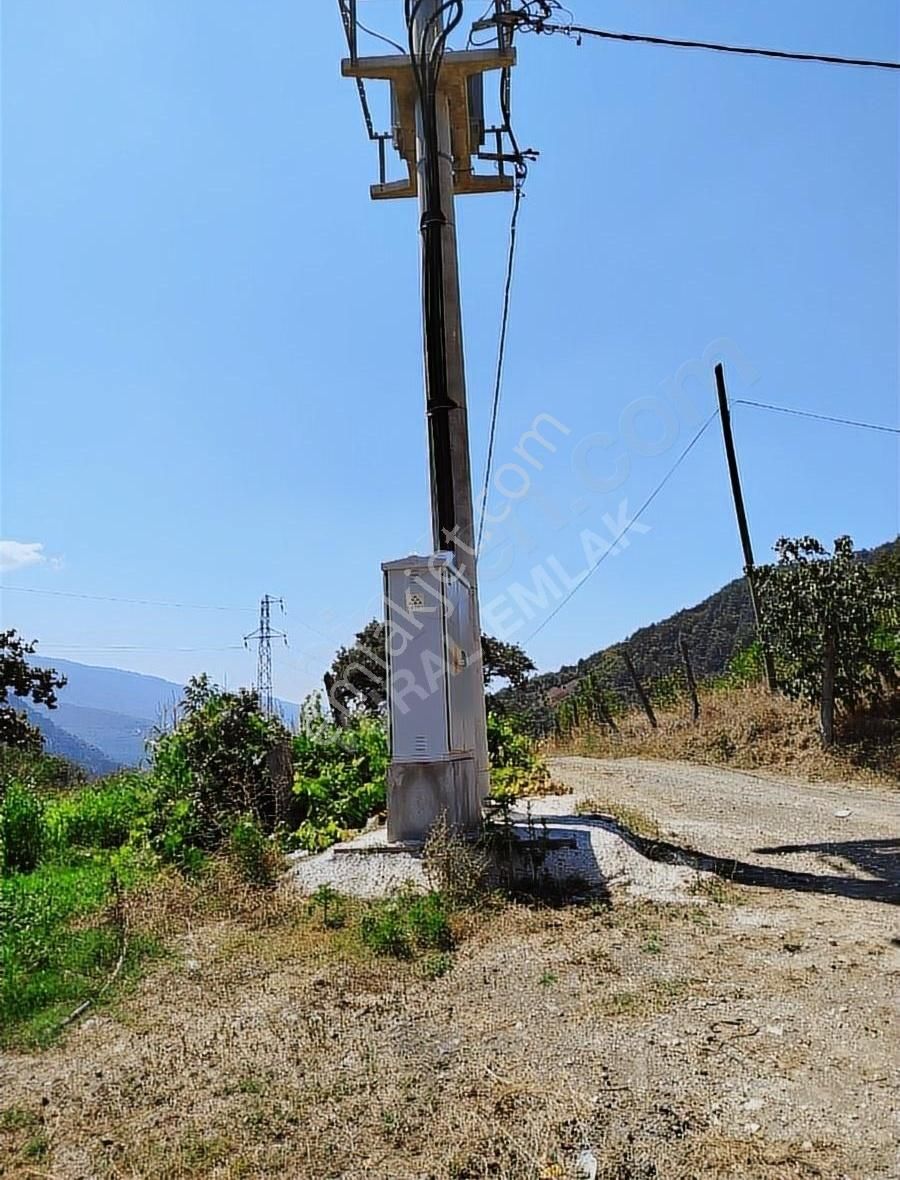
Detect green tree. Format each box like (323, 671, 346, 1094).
(0, 631, 66, 752)
(481, 634, 536, 688)
(756, 535, 898, 711)
(326, 619, 536, 717)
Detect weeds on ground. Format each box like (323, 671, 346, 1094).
(227, 814, 280, 887)
(422, 814, 489, 905)
(359, 887, 454, 959)
(309, 883, 346, 929)
(574, 796, 662, 842)
(0, 847, 160, 1048)
(689, 873, 744, 905)
(601, 977, 690, 1017)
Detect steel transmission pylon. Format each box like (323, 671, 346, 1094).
(244, 595, 287, 716)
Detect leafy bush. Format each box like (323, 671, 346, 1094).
(647, 673, 683, 710)
(0, 781, 44, 874)
(150, 675, 291, 859)
(309, 884, 346, 929)
(44, 776, 152, 853)
(487, 710, 550, 797)
(0, 748, 85, 797)
(227, 815, 280, 887)
(0, 631, 66, 752)
(723, 642, 765, 688)
(291, 700, 388, 851)
(359, 888, 453, 959)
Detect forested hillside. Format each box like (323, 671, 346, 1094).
(497, 538, 899, 727)
(18, 700, 119, 777)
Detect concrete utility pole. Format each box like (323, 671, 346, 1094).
(341, 3, 517, 839)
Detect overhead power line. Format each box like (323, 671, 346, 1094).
(526, 410, 720, 642)
(507, 12, 900, 71)
(734, 399, 900, 435)
(476, 180, 524, 554)
(0, 585, 255, 611)
(40, 644, 245, 653)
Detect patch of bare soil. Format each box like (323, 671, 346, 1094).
(1, 847, 897, 1178)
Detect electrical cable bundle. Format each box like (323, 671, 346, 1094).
(404, 1, 466, 548)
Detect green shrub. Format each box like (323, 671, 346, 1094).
(227, 815, 280, 887)
(149, 675, 291, 860)
(0, 781, 44, 873)
(291, 702, 388, 850)
(0, 748, 85, 796)
(309, 884, 346, 929)
(44, 776, 152, 854)
(487, 710, 550, 797)
(724, 642, 765, 688)
(359, 889, 453, 959)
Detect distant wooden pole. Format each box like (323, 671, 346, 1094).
(714, 363, 778, 694)
(599, 696, 619, 734)
(679, 635, 701, 722)
(621, 649, 658, 729)
(820, 626, 836, 746)
(591, 676, 619, 733)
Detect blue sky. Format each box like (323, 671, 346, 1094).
(2, 0, 898, 703)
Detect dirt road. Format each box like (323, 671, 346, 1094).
(550, 756, 900, 904)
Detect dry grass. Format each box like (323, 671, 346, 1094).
(553, 684, 900, 786)
(2, 865, 896, 1180)
(574, 796, 663, 842)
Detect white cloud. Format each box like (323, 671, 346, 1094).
(0, 540, 49, 573)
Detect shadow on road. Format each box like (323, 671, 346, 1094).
(569, 813, 900, 906)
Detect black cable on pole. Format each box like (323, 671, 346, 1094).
(525, 410, 720, 642)
(476, 180, 524, 554)
(733, 398, 900, 435)
(405, 0, 466, 551)
(355, 18, 405, 54)
(336, 0, 378, 138)
(511, 14, 900, 71)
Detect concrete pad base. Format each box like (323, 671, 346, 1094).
(386, 756, 480, 844)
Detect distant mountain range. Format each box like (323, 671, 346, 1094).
(20, 657, 298, 775)
(19, 700, 120, 778)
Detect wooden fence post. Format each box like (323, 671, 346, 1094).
(820, 626, 836, 746)
(621, 649, 658, 729)
(265, 737, 295, 827)
(679, 635, 701, 722)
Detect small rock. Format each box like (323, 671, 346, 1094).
(744, 1122, 761, 1135)
(765, 1024, 784, 1037)
(741, 1098, 764, 1112)
(801, 1141, 814, 1151)
(576, 1150, 598, 1180)
(834, 808, 851, 818)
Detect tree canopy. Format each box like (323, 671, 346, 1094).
(326, 619, 536, 718)
(0, 631, 66, 751)
(757, 535, 899, 710)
